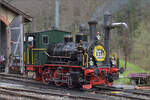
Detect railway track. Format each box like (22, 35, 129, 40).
(0, 86, 105, 100)
(95, 86, 150, 100)
(0, 73, 29, 80)
(96, 86, 150, 96)
(0, 73, 68, 94)
(95, 91, 149, 100)
(0, 89, 44, 100)
(0, 73, 112, 100)
(0, 73, 150, 100)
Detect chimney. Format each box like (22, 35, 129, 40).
(88, 21, 97, 42)
(55, 0, 59, 29)
(103, 12, 111, 66)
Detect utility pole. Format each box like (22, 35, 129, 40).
(55, 0, 59, 29)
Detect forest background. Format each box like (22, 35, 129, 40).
(8, 0, 150, 70)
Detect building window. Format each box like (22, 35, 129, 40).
(42, 35, 49, 44)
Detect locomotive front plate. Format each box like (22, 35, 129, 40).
(93, 45, 106, 61)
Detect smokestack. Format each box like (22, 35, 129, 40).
(88, 21, 97, 42)
(103, 12, 111, 66)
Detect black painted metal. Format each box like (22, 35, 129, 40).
(104, 28, 110, 66)
(88, 21, 97, 42)
(104, 12, 111, 66)
(47, 21, 98, 66)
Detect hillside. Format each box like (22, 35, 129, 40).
(7, 0, 129, 32)
(7, 0, 150, 70)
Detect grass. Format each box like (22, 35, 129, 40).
(114, 60, 149, 84)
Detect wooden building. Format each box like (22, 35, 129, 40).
(0, 0, 32, 73)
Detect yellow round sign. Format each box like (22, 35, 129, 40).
(93, 45, 106, 61)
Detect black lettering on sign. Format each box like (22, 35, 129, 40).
(96, 49, 103, 59)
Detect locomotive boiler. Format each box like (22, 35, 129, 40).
(47, 21, 101, 67)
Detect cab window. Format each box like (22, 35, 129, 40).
(28, 36, 35, 47)
(42, 35, 49, 44)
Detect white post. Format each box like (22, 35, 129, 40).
(20, 16, 24, 74)
(0, 20, 1, 55)
(5, 26, 11, 73)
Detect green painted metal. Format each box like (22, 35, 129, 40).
(24, 30, 71, 65)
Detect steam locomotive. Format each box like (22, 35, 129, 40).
(25, 12, 125, 89)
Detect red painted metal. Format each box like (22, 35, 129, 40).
(82, 84, 92, 90)
(53, 70, 64, 86)
(34, 72, 42, 81)
(26, 63, 119, 89)
(42, 69, 51, 84)
(82, 67, 119, 89)
(26, 65, 43, 68)
(26, 65, 35, 71)
(26, 65, 43, 71)
(107, 83, 113, 87)
(44, 64, 82, 68)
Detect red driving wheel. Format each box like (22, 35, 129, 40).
(53, 70, 64, 86)
(42, 68, 51, 84)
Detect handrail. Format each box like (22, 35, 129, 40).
(27, 48, 29, 64)
(32, 48, 47, 51)
(31, 48, 47, 65)
(32, 48, 33, 64)
(83, 54, 85, 66)
(82, 53, 88, 68)
(85, 53, 88, 68)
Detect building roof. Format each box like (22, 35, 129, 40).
(0, 0, 32, 22)
(27, 29, 72, 34)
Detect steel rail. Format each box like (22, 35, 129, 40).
(0, 73, 29, 79)
(95, 91, 149, 100)
(95, 86, 150, 100)
(96, 86, 150, 97)
(0, 89, 46, 100)
(0, 86, 104, 100)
